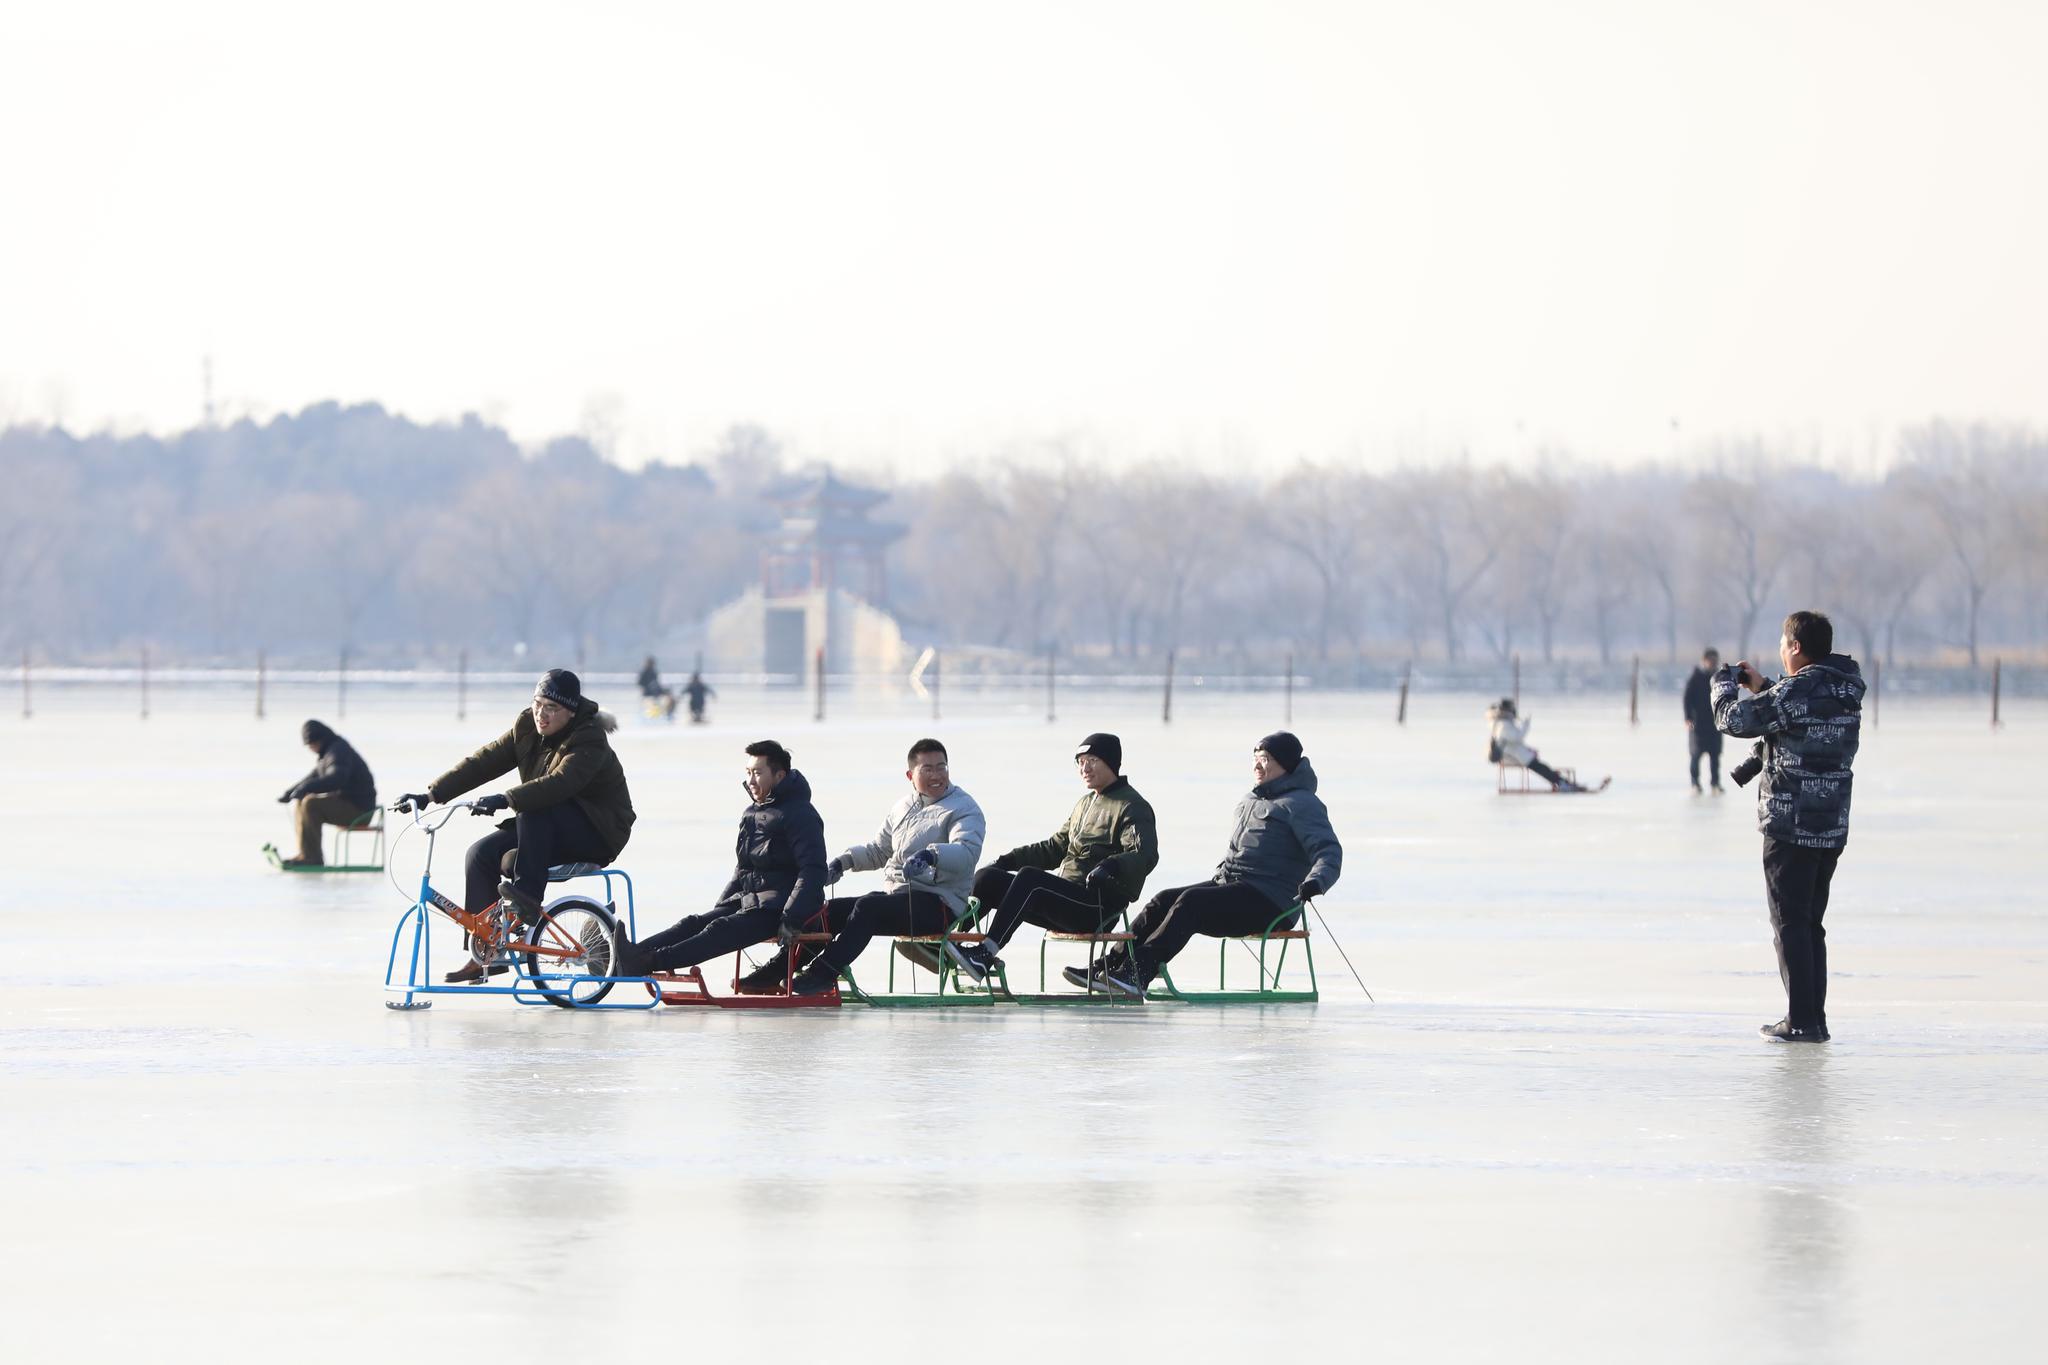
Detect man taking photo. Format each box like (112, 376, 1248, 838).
(1714, 611, 1865, 1043)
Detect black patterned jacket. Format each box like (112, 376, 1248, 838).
(1713, 655, 1864, 849)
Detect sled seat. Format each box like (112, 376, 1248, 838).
(1149, 903, 1319, 1004)
(1498, 762, 1574, 795)
(324, 807, 386, 870)
(854, 899, 1007, 1007)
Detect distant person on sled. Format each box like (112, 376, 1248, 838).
(638, 656, 678, 719)
(276, 719, 377, 868)
(1487, 698, 1606, 793)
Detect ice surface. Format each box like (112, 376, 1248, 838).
(2, 681, 2044, 1362)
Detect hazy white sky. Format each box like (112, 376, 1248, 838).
(4, 0, 2045, 474)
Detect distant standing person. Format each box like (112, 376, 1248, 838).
(1487, 699, 1607, 793)
(638, 656, 678, 719)
(1683, 648, 1725, 793)
(683, 671, 716, 724)
(276, 720, 377, 868)
(1714, 611, 1864, 1044)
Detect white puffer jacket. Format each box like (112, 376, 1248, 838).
(1487, 706, 1536, 766)
(834, 784, 987, 915)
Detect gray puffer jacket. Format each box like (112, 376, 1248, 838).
(1215, 757, 1343, 910)
(1713, 654, 1864, 850)
(834, 784, 987, 916)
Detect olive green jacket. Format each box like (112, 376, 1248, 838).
(998, 776, 1158, 906)
(427, 699, 636, 861)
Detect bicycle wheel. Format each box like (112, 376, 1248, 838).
(522, 897, 619, 1008)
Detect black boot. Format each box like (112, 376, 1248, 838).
(1060, 953, 1121, 991)
(737, 949, 795, 995)
(613, 937, 653, 978)
(497, 879, 546, 927)
(1759, 1018, 1829, 1043)
(789, 964, 839, 997)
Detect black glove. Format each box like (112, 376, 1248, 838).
(992, 852, 1020, 873)
(1085, 862, 1117, 890)
(277, 791, 293, 804)
(472, 794, 510, 816)
(824, 857, 845, 886)
(1297, 877, 1324, 903)
(903, 849, 938, 883)
(393, 792, 431, 814)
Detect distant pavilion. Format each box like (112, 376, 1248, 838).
(705, 466, 909, 679)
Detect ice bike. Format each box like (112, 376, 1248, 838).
(381, 798, 651, 1011)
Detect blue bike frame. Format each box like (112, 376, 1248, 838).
(381, 802, 653, 1011)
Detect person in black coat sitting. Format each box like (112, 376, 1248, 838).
(615, 740, 828, 977)
(277, 719, 376, 867)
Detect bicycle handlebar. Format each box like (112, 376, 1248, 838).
(392, 798, 480, 834)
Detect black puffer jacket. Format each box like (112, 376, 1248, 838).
(1713, 654, 1864, 850)
(719, 769, 829, 931)
(284, 724, 377, 809)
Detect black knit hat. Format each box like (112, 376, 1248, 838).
(301, 719, 334, 746)
(1074, 732, 1122, 773)
(1255, 731, 1303, 772)
(535, 669, 584, 710)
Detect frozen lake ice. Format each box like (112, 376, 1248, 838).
(2, 679, 2044, 1362)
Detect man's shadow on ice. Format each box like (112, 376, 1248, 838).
(1752, 1051, 1849, 1356)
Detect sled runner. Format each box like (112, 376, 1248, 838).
(263, 808, 386, 873)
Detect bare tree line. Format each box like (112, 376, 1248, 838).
(894, 422, 2046, 673)
(3, 405, 2043, 673)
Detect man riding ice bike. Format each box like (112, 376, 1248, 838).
(394, 669, 635, 983)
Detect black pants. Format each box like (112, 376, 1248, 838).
(973, 866, 1116, 951)
(1123, 880, 1294, 977)
(1689, 731, 1722, 787)
(463, 803, 611, 913)
(808, 889, 953, 973)
(1762, 837, 1841, 1032)
(1526, 758, 1574, 790)
(638, 901, 796, 973)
